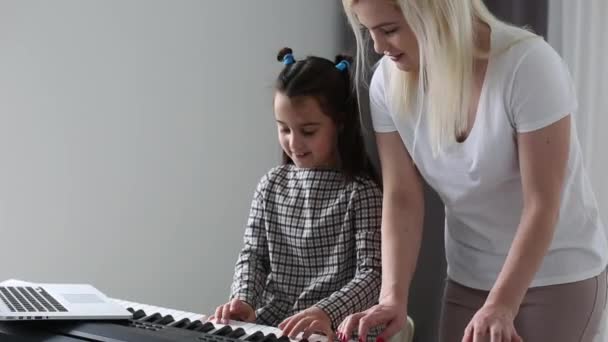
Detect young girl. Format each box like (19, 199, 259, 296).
(212, 47, 383, 341)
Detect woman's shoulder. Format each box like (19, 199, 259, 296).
(491, 26, 571, 98)
(493, 25, 560, 71)
(490, 25, 576, 131)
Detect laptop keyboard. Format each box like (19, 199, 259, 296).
(0, 286, 68, 313)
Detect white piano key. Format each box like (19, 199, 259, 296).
(140, 306, 154, 314)
(167, 310, 189, 321)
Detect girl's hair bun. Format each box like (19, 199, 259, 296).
(277, 47, 294, 62)
(334, 54, 354, 65)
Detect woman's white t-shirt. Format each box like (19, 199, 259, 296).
(369, 25, 608, 290)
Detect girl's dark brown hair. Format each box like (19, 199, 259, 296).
(275, 47, 378, 184)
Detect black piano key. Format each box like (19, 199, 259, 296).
(155, 314, 175, 325)
(245, 331, 265, 342)
(227, 327, 247, 338)
(131, 309, 146, 320)
(142, 313, 162, 323)
(194, 321, 216, 332)
(171, 317, 191, 328)
(277, 336, 291, 342)
(212, 325, 233, 336)
(261, 333, 278, 342)
(126, 307, 135, 313)
(185, 320, 204, 330)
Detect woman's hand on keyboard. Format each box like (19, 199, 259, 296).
(279, 307, 335, 341)
(337, 301, 406, 342)
(209, 299, 256, 324)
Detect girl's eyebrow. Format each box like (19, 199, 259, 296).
(276, 120, 320, 126)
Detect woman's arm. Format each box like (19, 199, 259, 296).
(376, 131, 425, 309)
(485, 115, 570, 314)
(338, 131, 425, 341)
(376, 132, 424, 310)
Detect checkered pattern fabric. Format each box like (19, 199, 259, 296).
(230, 165, 382, 329)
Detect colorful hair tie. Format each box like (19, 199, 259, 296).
(335, 60, 350, 71)
(283, 53, 296, 66)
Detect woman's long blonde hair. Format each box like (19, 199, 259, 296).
(343, 0, 534, 155)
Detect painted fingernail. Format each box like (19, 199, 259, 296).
(376, 337, 384, 342)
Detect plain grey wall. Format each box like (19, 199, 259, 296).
(0, 0, 344, 315)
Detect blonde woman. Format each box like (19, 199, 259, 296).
(336, 1, 608, 341)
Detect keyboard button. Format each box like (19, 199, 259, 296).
(186, 320, 204, 330)
(156, 315, 175, 325)
(261, 333, 278, 342)
(142, 313, 162, 322)
(132, 309, 147, 320)
(171, 317, 191, 328)
(228, 327, 247, 338)
(245, 331, 265, 342)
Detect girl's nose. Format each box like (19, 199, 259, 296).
(289, 134, 303, 150)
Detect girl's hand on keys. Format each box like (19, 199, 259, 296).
(209, 299, 255, 324)
(279, 306, 335, 341)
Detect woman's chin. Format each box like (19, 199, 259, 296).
(393, 58, 418, 72)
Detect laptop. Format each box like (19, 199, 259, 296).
(0, 279, 132, 321)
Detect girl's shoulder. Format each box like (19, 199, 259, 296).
(334, 176, 383, 211)
(351, 176, 383, 198)
(255, 165, 291, 190)
(256, 164, 347, 188)
(256, 165, 381, 193)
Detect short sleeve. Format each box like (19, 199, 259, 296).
(369, 59, 398, 133)
(508, 39, 578, 133)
